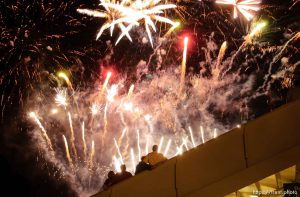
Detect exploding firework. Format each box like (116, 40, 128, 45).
(77, 0, 177, 46)
(216, 0, 261, 21)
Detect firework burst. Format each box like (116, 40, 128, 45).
(77, 0, 177, 46)
(216, 0, 261, 21)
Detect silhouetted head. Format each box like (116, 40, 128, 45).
(108, 171, 115, 178)
(152, 145, 158, 152)
(120, 164, 126, 172)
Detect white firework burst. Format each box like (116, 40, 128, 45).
(216, 0, 261, 21)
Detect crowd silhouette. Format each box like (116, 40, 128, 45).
(102, 145, 167, 190)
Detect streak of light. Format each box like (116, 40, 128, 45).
(163, 139, 172, 157)
(200, 126, 205, 144)
(113, 155, 121, 173)
(179, 37, 189, 95)
(62, 135, 73, 166)
(114, 138, 124, 164)
(89, 139, 95, 169)
(29, 112, 53, 151)
(158, 136, 164, 153)
(58, 72, 73, 91)
(127, 84, 135, 99)
(130, 148, 136, 172)
(137, 130, 141, 160)
(213, 128, 218, 138)
(82, 121, 87, 160)
(216, 0, 261, 21)
(67, 112, 77, 158)
(100, 72, 112, 99)
(188, 126, 196, 148)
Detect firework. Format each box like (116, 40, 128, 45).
(89, 139, 95, 169)
(113, 155, 122, 172)
(29, 112, 53, 151)
(114, 138, 124, 164)
(216, 0, 261, 21)
(175, 146, 183, 156)
(62, 134, 73, 167)
(213, 128, 218, 138)
(68, 112, 78, 158)
(82, 122, 87, 160)
(51, 108, 59, 115)
(106, 84, 119, 102)
(163, 139, 172, 156)
(164, 21, 180, 37)
(188, 127, 196, 148)
(137, 130, 141, 160)
(90, 103, 101, 115)
(215, 41, 227, 70)
(245, 21, 267, 42)
(179, 37, 189, 95)
(100, 72, 112, 99)
(18, 2, 300, 196)
(77, 3, 133, 42)
(58, 72, 73, 91)
(130, 148, 136, 171)
(55, 89, 68, 107)
(182, 137, 189, 151)
(77, 0, 177, 46)
(200, 126, 205, 144)
(127, 84, 135, 99)
(158, 137, 164, 153)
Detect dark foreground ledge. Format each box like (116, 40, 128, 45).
(92, 99, 300, 197)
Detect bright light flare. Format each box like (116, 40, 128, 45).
(106, 84, 119, 102)
(90, 103, 101, 115)
(216, 41, 227, 70)
(58, 72, 73, 90)
(179, 37, 189, 95)
(55, 89, 68, 107)
(247, 21, 267, 41)
(82, 122, 87, 160)
(213, 128, 218, 138)
(123, 101, 134, 111)
(100, 72, 112, 99)
(163, 139, 172, 157)
(113, 155, 122, 173)
(216, 0, 261, 21)
(158, 137, 164, 153)
(78, 0, 177, 46)
(89, 139, 95, 169)
(200, 126, 205, 144)
(51, 108, 58, 114)
(130, 148, 136, 172)
(127, 84, 135, 99)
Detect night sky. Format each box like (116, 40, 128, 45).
(1, 0, 300, 196)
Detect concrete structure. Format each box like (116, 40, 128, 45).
(92, 100, 300, 197)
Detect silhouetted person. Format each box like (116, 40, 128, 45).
(102, 171, 116, 190)
(135, 156, 151, 175)
(143, 145, 167, 167)
(114, 164, 132, 184)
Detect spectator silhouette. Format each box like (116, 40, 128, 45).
(135, 156, 151, 175)
(114, 164, 132, 184)
(102, 171, 116, 190)
(143, 145, 167, 167)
